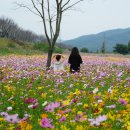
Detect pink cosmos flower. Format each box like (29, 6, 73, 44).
(75, 114, 82, 121)
(88, 115, 107, 126)
(63, 109, 71, 114)
(118, 99, 127, 105)
(5, 114, 20, 124)
(59, 116, 66, 122)
(117, 72, 123, 77)
(41, 118, 54, 128)
(96, 115, 107, 122)
(44, 105, 55, 112)
(99, 72, 106, 77)
(90, 120, 100, 126)
(0, 112, 8, 117)
(44, 102, 60, 112)
(75, 113, 87, 122)
(95, 96, 100, 99)
(51, 102, 60, 108)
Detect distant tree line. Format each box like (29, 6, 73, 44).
(80, 47, 89, 53)
(79, 40, 130, 54)
(113, 41, 130, 55)
(0, 17, 46, 43)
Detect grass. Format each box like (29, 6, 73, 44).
(0, 38, 63, 55)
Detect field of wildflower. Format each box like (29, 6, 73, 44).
(0, 54, 130, 130)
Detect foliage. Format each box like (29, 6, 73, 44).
(54, 47, 63, 53)
(33, 42, 63, 53)
(101, 41, 106, 53)
(7, 42, 16, 48)
(128, 41, 130, 52)
(113, 44, 129, 55)
(33, 42, 49, 52)
(80, 47, 89, 53)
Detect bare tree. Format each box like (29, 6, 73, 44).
(0, 17, 16, 38)
(15, 0, 84, 68)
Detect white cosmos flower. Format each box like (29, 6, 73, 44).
(28, 105, 33, 109)
(42, 101, 48, 106)
(7, 106, 13, 111)
(93, 88, 98, 94)
(98, 100, 102, 103)
(108, 87, 112, 93)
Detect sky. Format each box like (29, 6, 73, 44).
(0, 0, 130, 40)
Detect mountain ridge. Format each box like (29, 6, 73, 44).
(64, 28, 130, 52)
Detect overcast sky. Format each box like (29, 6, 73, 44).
(0, 0, 130, 40)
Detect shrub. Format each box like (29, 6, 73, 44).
(80, 48, 89, 53)
(113, 44, 128, 55)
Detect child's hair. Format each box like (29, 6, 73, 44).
(56, 55, 61, 61)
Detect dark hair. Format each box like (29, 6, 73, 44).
(70, 47, 79, 56)
(56, 55, 61, 61)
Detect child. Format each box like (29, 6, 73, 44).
(52, 54, 65, 71)
(68, 47, 82, 73)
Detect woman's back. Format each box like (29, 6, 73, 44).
(68, 54, 82, 67)
(68, 47, 82, 72)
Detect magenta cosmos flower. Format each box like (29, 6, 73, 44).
(24, 97, 37, 104)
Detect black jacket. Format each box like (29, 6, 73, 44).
(68, 55, 82, 72)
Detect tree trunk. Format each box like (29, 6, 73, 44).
(46, 49, 53, 70)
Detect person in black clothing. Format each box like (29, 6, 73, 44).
(68, 47, 83, 73)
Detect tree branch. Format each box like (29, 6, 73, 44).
(62, 0, 84, 12)
(14, 2, 41, 17)
(41, 0, 51, 47)
(62, 0, 71, 9)
(31, 0, 43, 17)
(47, 0, 54, 42)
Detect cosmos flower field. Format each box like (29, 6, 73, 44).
(0, 54, 130, 130)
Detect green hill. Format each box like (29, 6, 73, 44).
(0, 38, 63, 55)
